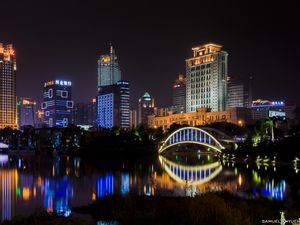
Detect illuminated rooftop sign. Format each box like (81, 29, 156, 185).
(44, 80, 72, 87)
(252, 99, 285, 107)
(55, 80, 72, 86)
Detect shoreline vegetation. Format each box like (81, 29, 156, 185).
(1, 192, 299, 225)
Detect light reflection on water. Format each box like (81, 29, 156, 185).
(0, 152, 298, 221)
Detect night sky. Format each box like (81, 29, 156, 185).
(1, 0, 299, 109)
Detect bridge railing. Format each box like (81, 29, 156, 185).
(159, 127, 225, 154)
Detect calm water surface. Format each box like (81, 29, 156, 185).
(0, 149, 299, 221)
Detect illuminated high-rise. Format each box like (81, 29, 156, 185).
(17, 97, 38, 128)
(97, 45, 121, 91)
(42, 80, 73, 127)
(138, 92, 155, 125)
(172, 74, 186, 113)
(97, 81, 130, 129)
(0, 43, 17, 129)
(227, 76, 252, 108)
(186, 43, 228, 112)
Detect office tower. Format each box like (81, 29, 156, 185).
(97, 81, 130, 129)
(73, 102, 85, 125)
(73, 99, 97, 126)
(186, 43, 228, 112)
(227, 76, 252, 108)
(17, 97, 37, 128)
(42, 80, 73, 127)
(86, 98, 97, 126)
(172, 74, 186, 113)
(97, 45, 121, 91)
(130, 110, 137, 128)
(138, 92, 155, 125)
(0, 43, 17, 129)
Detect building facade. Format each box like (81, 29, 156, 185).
(130, 110, 137, 128)
(97, 45, 121, 91)
(138, 92, 155, 126)
(186, 43, 228, 112)
(148, 107, 250, 130)
(251, 99, 285, 121)
(227, 76, 252, 108)
(172, 74, 186, 113)
(42, 80, 73, 127)
(73, 99, 97, 126)
(97, 81, 130, 129)
(0, 43, 17, 129)
(17, 97, 38, 128)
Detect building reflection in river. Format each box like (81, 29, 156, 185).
(0, 152, 298, 221)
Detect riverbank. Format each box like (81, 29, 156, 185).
(73, 192, 300, 225)
(1, 192, 299, 225)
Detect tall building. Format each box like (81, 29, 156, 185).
(130, 110, 137, 128)
(0, 43, 17, 129)
(138, 92, 155, 125)
(73, 99, 97, 126)
(186, 43, 228, 112)
(227, 76, 252, 108)
(172, 74, 186, 113)
(86, 98, 97, 126)
(72, 102, 85, 125)
(97, 81, 130, 129)
(17, 97, 37, 128)
(42, 80, 73, 127)
(97, 45, 121, 91)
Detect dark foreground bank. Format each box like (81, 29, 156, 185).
(1, 192, 299, 225)
(74, 192, 300, 225)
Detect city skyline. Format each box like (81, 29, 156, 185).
(0, 0, 299, 108)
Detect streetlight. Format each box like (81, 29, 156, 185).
(238, 120, 243, 127)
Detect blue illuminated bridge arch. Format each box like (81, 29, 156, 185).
(159, 155, 222, 185)
(159, 127, 225, 154)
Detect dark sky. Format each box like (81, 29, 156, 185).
(1, 0, 299, 109)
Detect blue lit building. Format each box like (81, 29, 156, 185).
(42, 80, 73, 127)
(97, 80, 130, 129)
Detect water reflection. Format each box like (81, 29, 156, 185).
(0, 152, 299, 221)
(158, 155, 222, 185)
(97, 173, 114, 198)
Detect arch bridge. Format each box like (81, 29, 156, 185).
(159, 127, 225, 154)
(159, 155, 222, 186)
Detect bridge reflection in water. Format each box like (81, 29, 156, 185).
(158, 155, 222, 186)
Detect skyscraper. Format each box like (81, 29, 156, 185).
(172, 74, 186, 113)
(17, 97, 37, 128)
(97, 45, 121, 91)
(73, 98, 97, 126)
(186, 43, 228, 112)
(42, 80, 73, 127)
(97, 81, 130, 129)
(72, 102, 85, 125)
(0, 43, 17, 129)
(138, 92, 155, 126)
(227, 76, 252, 108)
